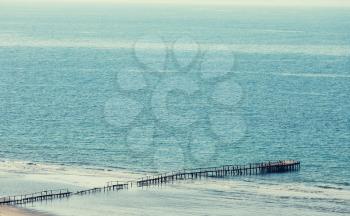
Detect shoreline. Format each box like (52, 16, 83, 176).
(0, 159, 143, 193)
(1, 159, 349, 216)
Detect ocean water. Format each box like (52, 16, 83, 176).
(0, 4, 350, 215)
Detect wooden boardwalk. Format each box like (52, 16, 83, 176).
(0, 160, 300, 206)
(137, 160, 300, 187)
(0, 189, 72, 205)
(0, 182, 129, 206)
(75, 182, 129, 195)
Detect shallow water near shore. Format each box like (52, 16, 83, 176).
(26, 177, 350, 216)
(1, 3, 350, 216)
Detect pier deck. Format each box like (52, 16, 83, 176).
(137, 160, 300, 187)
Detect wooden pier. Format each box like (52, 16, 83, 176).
(0, 189, 72, 205)
(137, 160, 300, 187)
(75, 182, 129, 195)
(0, 160, 300, 206)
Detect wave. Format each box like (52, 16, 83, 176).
(236, 71, 350, 79)
(317, 185, 344, 190)
(276, 91, 328, 96)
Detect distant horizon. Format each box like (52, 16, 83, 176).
(1, 0, 350, 7)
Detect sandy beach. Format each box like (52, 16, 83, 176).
(0, 206, 28, 216)
(0, 206, 47, 216)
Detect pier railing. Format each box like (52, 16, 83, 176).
(0, 160, 300, 206)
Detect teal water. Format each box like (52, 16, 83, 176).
(0, 4, 350, 215)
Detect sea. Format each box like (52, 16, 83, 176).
(0, 3, 349, 216)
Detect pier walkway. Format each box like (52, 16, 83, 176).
(137, 160, 300, 187)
